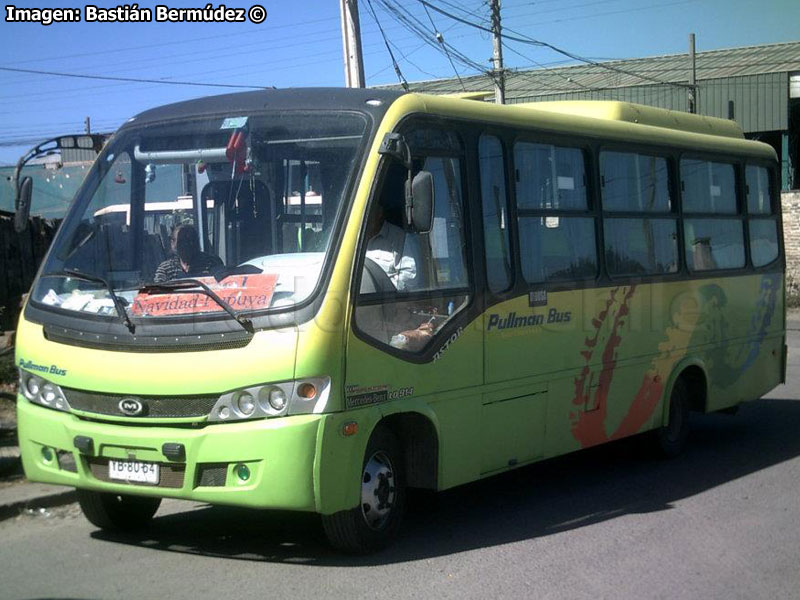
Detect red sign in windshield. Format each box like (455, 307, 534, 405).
(130, 274, 278, 317)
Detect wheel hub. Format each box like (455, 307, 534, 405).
(360, 451, 396, 530)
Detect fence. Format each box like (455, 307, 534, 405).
(0, 211, 59, 331)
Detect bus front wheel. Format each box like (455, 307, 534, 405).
(77, 489, 161, 531)
(653, 378, 690, 458)
(322, 426, 406, 553)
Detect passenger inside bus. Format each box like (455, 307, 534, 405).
(154, 224, 223, 282)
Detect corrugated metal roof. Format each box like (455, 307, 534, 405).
(382, 41, 800, 98)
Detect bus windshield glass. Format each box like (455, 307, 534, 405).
(31, 111, 367, 322)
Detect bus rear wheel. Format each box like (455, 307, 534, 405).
(77, 489, 161, 531)
(653, 378, 690, 458)
(321, 426, 406, 553)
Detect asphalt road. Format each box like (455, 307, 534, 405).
(3, 333, 800, 600)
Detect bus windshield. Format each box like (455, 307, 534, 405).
(31, 111, 367, 323)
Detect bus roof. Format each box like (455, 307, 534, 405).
(125, 88, 405, 129)
(120, 88, 775, 162)
(519, 100, 745, 139)
(405, 93, 777, 161)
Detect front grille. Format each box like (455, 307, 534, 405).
(43, 326, 253, 353)
(196, 463, 228, 487)
(87, 457, 185, 489)
(63, 388, 218, 418)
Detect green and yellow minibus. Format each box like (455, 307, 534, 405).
(15, 89, 785, 552)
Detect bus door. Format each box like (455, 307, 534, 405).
(348, 127, 483, 489)
(477, 134, 553, 474)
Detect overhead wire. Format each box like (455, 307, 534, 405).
(365, 0, 410, 90)
(0, 18, 455, 103)
(9, 15, 356, 67)
(501, 40, 599, 92)
(419, 0, 695, 89)
(503, 0, 696, 29)
(377, 0, 490, 75)
(368, 40, 430, 79)
(386, 40, 442, 79)
(0, 66, 270, 90)
(422, 1, 466, 91)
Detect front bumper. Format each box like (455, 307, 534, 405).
(17, 397, 323, 511)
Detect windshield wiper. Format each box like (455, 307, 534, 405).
(45, 269, 135, 333)
(139, 278, 255, 334)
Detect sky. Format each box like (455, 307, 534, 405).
(0, 0, 798, 165)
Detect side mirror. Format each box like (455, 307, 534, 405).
(14, 176, 32, 233)
(405, 170, 434, 233)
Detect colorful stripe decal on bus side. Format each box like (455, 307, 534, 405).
(694, 273, 780, 389)
(741, 273, 780, 372)
(569, 274, 780, 449)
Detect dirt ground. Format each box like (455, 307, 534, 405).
(0, 396, 16, 429)
(0, 348, 17, 429)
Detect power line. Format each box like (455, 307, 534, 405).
(503, 0, 624, 18)
(0, 66, 270, 90)
(426, 0, 490, 23)
(2, 14, 454, 89)
(387, 40, 443, 79)
(502, 40, 598, 92)
(365, 0, 410, 90)
(418, 0, 694, 89)
(504, 0, 696, 29)
(10, 15, 348, 67)
(0, 22, 462, 103)
(378, 0, 488, 73)
(422, 1, 466, 91)
(368, 40, 429, 79)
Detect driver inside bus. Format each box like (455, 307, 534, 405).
(154, 224, 223, 282)
(362, 167, 433, 352)
(364, 200, 422, 292)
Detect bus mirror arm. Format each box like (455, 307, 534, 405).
(378, 133, 412, 170)
(378, 133, 433, 232)
(14, 176, 32, 233)
(12, 132, 108, 233)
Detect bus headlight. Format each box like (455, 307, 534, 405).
(208, 377, 331, 423)
(18, 370, 72, 414)
(235, 392, 256, 416)
(20, 371, 43, 400)
(265, 387, 286, 411)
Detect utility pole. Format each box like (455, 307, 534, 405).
(490, 0, 505, 104)
(84, 116, 91, 134)
(688, 33, 697, 114)
(340, 0, 365, 88)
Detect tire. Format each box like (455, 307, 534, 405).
(77, 489, 161, 531)
(322, 426, 406, 554)
(653, 378, 691, 458)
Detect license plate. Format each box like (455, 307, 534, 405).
(108, 459, 160, 484)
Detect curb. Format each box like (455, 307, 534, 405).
(0, 488, 78, 522)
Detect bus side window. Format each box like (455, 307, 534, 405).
(681, 159, 745, 271)
(746, 165, 779, 268)
(355, 155, 470, 355)
(600, 152, 678, 276)
(479, 135, 512, 293)
(514, 142, 597, 284)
